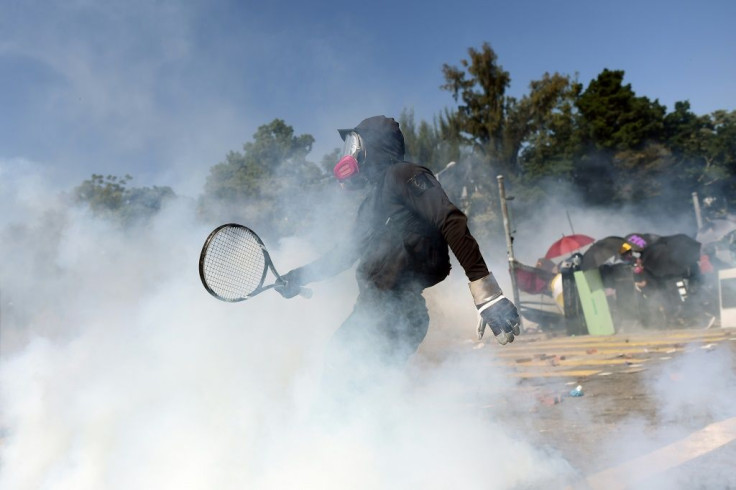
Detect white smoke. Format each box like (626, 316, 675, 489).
(508, 178, 699, 266)
(0, 162, 577, 489)
(577, 345, 736, 490)
(4, 155, 733, 490)
(475, 176, 736, 489)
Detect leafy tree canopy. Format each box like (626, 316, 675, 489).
(69, 42, 735, 238)
(576, 69, 666, 152)
(73, 174, 175, 225)
(199, 119, 329, 238)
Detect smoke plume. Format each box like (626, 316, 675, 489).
(0, 161, 578, 489)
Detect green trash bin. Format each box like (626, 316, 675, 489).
(574, 269, 615, 336)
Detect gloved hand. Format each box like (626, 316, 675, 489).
(275, 269, 303, 299)
(477, 296, 521, 344)
(469, 274, 521, 345)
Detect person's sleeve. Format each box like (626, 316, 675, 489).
(292, 246, 356, 284)
(288, 219, 367, 285)
(389, 166, 490, 281)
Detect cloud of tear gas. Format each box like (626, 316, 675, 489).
(640, 345, 736, 489)
(499, 173, 736, 489)
(507, 178, 699, 267)
(650, 345, 736, 426)
(2, 4, 731, 486)
(0, 162, 581, 489)
(573, 345, 736, 490)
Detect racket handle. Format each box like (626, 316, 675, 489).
(298, 287, 313, 299)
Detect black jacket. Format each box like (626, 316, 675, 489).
(298, 161, 490, 290)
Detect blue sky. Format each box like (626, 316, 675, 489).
(1, 0, 734, 196)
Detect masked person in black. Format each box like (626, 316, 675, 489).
(276, 116, 520, 395)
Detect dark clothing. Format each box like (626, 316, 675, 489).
(296, 116, 491, 402)
(308, 283, 430, 415)
(339, 115, 406, 183)
(321, 286, 429, 395)
(295, 160, 488, 399)
(297, 161, 489, 290)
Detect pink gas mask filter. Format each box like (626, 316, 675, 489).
(333, 155, 360, 182)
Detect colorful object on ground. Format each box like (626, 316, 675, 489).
(545, 234, 596, 259)
(569, 385, 584, 397)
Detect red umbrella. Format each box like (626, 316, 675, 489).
(545, 234, 595, 259)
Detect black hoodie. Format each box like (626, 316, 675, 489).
(301, 116, 490, 290)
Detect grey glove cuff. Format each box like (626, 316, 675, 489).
(469, 274, 503, 307)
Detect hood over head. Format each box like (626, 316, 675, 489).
(338, 115, 405, 181)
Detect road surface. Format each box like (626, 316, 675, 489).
(418, 325, 736, 489)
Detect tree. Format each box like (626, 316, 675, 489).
(435, 43, 519, 245)
(572, 69, 668, 205)
(200, 119, 327, 238)
(700, 110, 736, 208)
(73, 174, 175, 225)
(204, 119, 319, 199)
(399, 108, 460, 172)
(439, 42, 511, 169)
(438, 43, 595, 223)
(514, 73, 583, 180)
(658, 101, 714, 199)
(664, 101, 711, 160)
(439, 44, 585, 180)
(576, 69, 666, 152)
(74, 174, 131, 212)
(433, 43, 733, 221)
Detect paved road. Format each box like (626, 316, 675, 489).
(457, 326, 736, 489)
(487, 327, 732, 376)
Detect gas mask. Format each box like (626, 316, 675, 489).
(333, 131, 367, 190)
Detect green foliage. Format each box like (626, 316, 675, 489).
(69, 42, 734, 244)
(74, 174, 130, 211)
(73, 174, 175, 225)
(439, 42, 511, 167)
(565, 69, 669, 205)
(203, 119, 320, 200)
(438, 44, 583, 181)
(664, 101, 710, 159)
(576, 69, 666, 152)
(515, 73, 583, 180)
(399, 108, 461, 172)
(199, 119, 328, 238)
(320, 147, 341, 175)
(701, 110, 736, 207)
(435, 42, 734, 225)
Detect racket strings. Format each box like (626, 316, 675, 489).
(202, 227, 266, 300)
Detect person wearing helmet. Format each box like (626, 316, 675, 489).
(276, 115, 519, 394)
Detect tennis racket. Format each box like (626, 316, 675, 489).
(199, 223, 311, 302)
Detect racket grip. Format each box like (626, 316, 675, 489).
(298, 287, 313, 299)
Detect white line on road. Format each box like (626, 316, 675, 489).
(583, 416, 736, 490)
